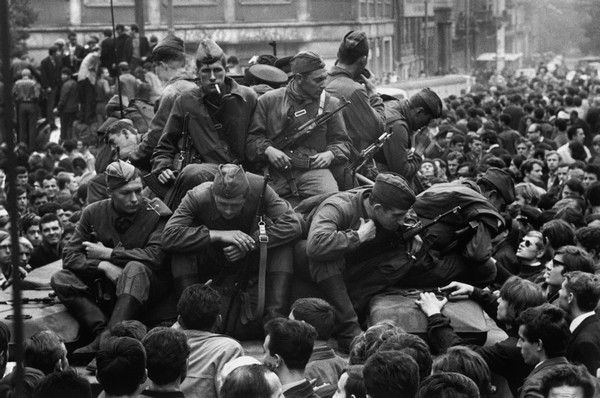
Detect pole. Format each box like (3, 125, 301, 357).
(167, 0, 174, 33)
(496, 0, 506, 75)
(0, 1, 25, 397)
(134, 0, 145, 36)
(465, 0, 470, 73)
(424, 0, 429, 75)
(110, 0, 125, 119)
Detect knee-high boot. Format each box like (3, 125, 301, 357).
(67, 297, 107, 356)
(108, 294, 143, 329)
(263, 272, 293, 322)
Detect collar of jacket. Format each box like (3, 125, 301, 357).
(328, 65, 356, 80)
(200, 76, 248, 103)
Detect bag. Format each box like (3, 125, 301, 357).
(368, 288, 489, 346)
(216, 274, 264, 341)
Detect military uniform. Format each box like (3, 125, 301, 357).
(51, 195, 172, 348)
(12, 75, 41, 147)
(162, 167, 302, 321)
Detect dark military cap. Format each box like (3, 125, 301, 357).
(478, 167, 515, 204)
(274, 56, 293, 76)
(338, 30, 369, 62)
(291, 51, 325, 75)
(371, 172, 416, 210)
(412, 88, 443, 119)
(247, 64, 288, 88)
(153, 34, 184, 55)
(196, 38, 225, 65)
(212, 164, 250, 201)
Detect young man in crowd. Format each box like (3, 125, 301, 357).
(29, 213, 63, 268)
(96, 336, 147, 398)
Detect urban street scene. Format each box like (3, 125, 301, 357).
(0, 0, 600, 397)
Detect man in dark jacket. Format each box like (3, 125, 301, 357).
(114, 24, 129, 64)
(161, 164, 302, 323)
(123, 24, 150, 68)
(152, 38, 257, 209)
(100, 29, 116, 75)
(40, 45, 62, 124)
(57, 67, 78, 141)
(558, 271, 600, 375)
(29, 213, 63, 269)
(51, 160, 172, 357)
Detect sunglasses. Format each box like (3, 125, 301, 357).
(552, 258, 567, 268)
(522, 238, 537, 248)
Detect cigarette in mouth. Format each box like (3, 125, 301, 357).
(214, 84, 221, 94)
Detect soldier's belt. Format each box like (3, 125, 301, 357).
(285, 151, 312, 170)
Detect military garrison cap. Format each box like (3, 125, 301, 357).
(371, 173, 416, 210)
(212, 164, 250, 201)
(338, 30, 369, 62)
(196, 38, 225, 65)
(478, 167, 515, 204)
(291, 51, 325, 75)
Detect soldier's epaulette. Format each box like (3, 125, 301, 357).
(145, 198, 172, 217)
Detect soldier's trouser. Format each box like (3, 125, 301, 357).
(51, 261, 165, 331)
(60, 111, 77, 141)
(270, 168, 339, 200)
(165, 163, 219, 210)
(17, 102, 40, 148)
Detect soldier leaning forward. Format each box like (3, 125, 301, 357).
(161, 164, 302, 333)
(246, 51, 353, 201)
(151, 39, 257, 209)
(51, 161, 172, 357)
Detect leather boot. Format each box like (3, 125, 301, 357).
(317, 275, 363, 353)
(263, 272, 293, 322)
(67, 297, 107, 357)
(107, 294, 143, 329)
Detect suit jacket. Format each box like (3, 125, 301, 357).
(518, 356, 569, 398)
(567, 314, 600, 375)
(100, 37, 116, 69)
(62, 44, 85, 71)
(284, 379, 320, 398)
(40, 56, 61, 89)
(124, 35, 150, 63)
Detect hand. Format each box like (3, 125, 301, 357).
(210, 230, 256, 252)
(223, 245, 248, 263)
(360, 74, 377, 96)
(265, 146, 291, 170)
(98, 261, 123, 284)
(409, 234, 423, 256)
(310, 151, 334, 169)
(356, 217, 376, 243)
(158, 169, 176, 184)
(440, 281, 475, 298)
(83, 241, 113, 260)
(411, 128, 431, 156)
(416, 292, 448, 317)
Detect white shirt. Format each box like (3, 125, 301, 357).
(569, 311, 595, 333)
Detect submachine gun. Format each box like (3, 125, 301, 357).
(351, 129, 394, 180)
(402, 205, 462, 241)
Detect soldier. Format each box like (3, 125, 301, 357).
(152, 39, 257, 209)
(129, 34, 197, 173)
(246, 51, 353, 201)
(12, 68, 41, 147)
(51, 160, 172, 357)
(325, 31, 386, 151)
(300, 173, 418, 351)
(161, 164, 302, 323)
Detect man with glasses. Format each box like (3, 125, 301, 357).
(543, 245, 595, 304)
(514, 230, 546, 282)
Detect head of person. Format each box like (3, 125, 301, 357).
(106, 119, 139, 159)
(516, 230, 546, 263)
(195, 38, 227, 94)
(24, 330, 68, 375)
(497, 276, 546, 325)
(0, 232, 10, 267)
(568, 161, 586, 181)
(16, 166, 28, 187)
(337, 31, 369, 74)
(415, 373, 480, 398)
(21, 213, 42, 247)
(348, 321, 402, 365)
(432, 346, 494, 398)
(119, 61, 130, 74)
(42, 175, 58, 200)
(152, 34, 186, 81)
(540, 364, 595, 398)
(16, 186, 28, 213)
(368, 173, 416, 231)
(129, 24, 139, 35)
(447, 152, 464, 177)
(408, 88, 443, 130)
(556, 163, 570, 185)
(477, 167, 515, 212)
(575, 226, 600, 260)
(544, 246, 595, 289)
(32, 370, 92, 398)
(541, 219, 575, 251)
(142, 327, 190, 388)
(334, 365, 366, 398)
(67, 31, 77, 44)
(107, 319, 147, 341)
(289, 297, 335, 341)
(449, 135, 466, 152)
(96, 337, 147, 397)
(39, 213, 63, 246)
(558, 271, 600, 317)
(499, 113, 512, 128)
(211, 164, 249, 220)
(516, 139, 531, 157)
(420, 159, 437, 178)
(567, 126, 586, 144)
(220, 364, 283, 398)
(527, 123, 542, 143)
(290, 51, 327, 99)
(520, 159, 544, 184)
(516, 304, 570, 366)
(377, 333, 432, 382)
(105, 160, 142, 215)
(583, 164, 600, 188)
(561, 178, 585, 200)
(363, 350, 419, 398)
(177, 283, 221, 331)
(116, 24, 125, 35)
(545, 151, 560, 172)
(262, 318, 317, 375)
(515, 182, 541, 206)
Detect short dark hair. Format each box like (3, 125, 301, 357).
(38, 202, 61, 217)
(177, 284, 221, 330)
(575, 226, 600, 254)
(130, 24, 139, 32)
(20, 213, 40, 234)
(555, 245, 595, 274)
(33, 370, 92, 398)
(72, 157, 87, 170)
(584, 164, 600, 180)
(541, 219, 576, 249)
(567, 126, 583, 141)
(220, 365, 273, 398)
(499, 114, 511, 125)
(290, 298, 335, 340)
(348, 321, 404, 365)
(378, 333, 432, 381)
(563, 178, 585, 197)
(499, 276, 546, 321)
(24, 330, 66, 375)
(517, 304, 570, 358)
(264, 318, 316, 371)
(540, 364, 595, 398)
(108, 319, 147, 341)
(39, 213, 61, 228)
(96, 337, 147, 396)
(416, 373, 480, 398)
(116, 24, 125, 31)
(363, 351, 419, 398)
(432, 346, 493, 397)
(564, 271, 600, 312)
(29, 189, 47, 203)
(143, 327, 190, 386)
(344, 365, 367, 398)
(520, 158, 543, 176)
(16, 166, 27, 175)
(585, 182, 600, 207)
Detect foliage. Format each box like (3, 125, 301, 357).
(8, 0, 38, 55)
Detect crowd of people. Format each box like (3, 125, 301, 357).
(0, 23, 599, 398)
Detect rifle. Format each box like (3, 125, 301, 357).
(402, 205, 462, 241)
(352, 129, 393, 178)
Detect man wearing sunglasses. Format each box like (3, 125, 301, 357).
(515, 231, 546, 282)
(543, 246, 595, 304)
